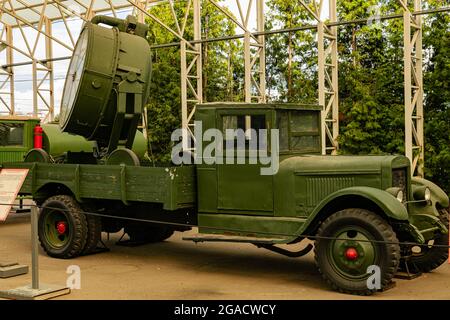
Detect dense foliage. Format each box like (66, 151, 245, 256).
(145, 0, 449, 193)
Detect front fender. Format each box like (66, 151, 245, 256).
(309, 186, 409, 222)
(411, 177, 449, 208)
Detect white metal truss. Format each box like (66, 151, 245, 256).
(0, 0, 265, 153)
(206, 0, 265, 140)
(32, 16, 55, 122)
(209, 0, 265, 104)
(0, 0, 432, 172)
(399, 0, 424, 177)
(0, 0, 171, 121)
(0, 25, 14, 114)
(179, 0, 202, 150)
(299, 0, 339, 155)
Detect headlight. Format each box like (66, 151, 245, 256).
(424, 187, 431, 201)
(386, 187, 404, 202)
(412, 185, 431, 202)
(396, 190, 404, 203)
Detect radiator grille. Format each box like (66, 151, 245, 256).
(306, 177, 354, 206)
(392, 168, 407, 202)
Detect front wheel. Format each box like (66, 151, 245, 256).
(314, 208, 400, 295)
(407, 208, 449, 272)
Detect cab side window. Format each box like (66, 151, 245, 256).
(277, 110, 320, 153)
(290, 111, 320, 152)
(222, 114, 267, 151)
(0, 123, 24, 147)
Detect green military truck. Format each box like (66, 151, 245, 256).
(3, 15, 448, 295)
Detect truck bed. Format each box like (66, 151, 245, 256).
(3, 163, 196, 210)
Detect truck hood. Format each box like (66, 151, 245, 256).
(278, 154, 410, 174)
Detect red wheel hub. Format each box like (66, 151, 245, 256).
(56, 221, 67, 235)
(345, 247, 359, 260)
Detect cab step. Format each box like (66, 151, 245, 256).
(182, 233, 289, 244)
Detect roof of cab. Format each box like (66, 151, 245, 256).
(197, 102, 322, 111)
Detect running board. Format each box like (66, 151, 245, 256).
(183, 233, 289, 244)
(255, 243, 314, 258)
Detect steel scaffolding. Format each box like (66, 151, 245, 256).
(399, 0, 424, 177)
(299, 0, 339, 155)
(0, 0, 443, 176)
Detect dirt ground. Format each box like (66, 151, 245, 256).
(1, 213, 449, 300)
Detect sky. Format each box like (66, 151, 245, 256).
(0, 0, 330, 119)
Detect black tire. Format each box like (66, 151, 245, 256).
(315, 208, 400, 295)
(38, 195, 87, 259)
(125, 224, 174, 243)
(408, 208, 449, 272)
(81, 214, 102, 255)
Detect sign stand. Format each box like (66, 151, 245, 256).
(0, 169, 29, 278)
(0, 206, 70, 300)
(0, 261, 28, 278)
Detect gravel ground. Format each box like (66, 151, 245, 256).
(1, 213, 449, 300)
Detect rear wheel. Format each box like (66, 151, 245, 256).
(315, 208, 400, 295)
(407, 208, 449, 272)
(38, 195, 87, 259)
(125, 224, 174, 243)
(81, 213, 102, 255)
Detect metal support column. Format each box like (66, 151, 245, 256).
(6, 26, 14, 115)
(400, 0, 424, 177)
(193, 0, 203, 104)
(241, 0, 266, 103)
(179, 0, 203, 151)
(300, 0, 339, 155)
(0, 25, 14, 115)
(31, 205, 39, 289)
(136, 2, 148, 142)
(180, 40, 189, 150)
(244, 31, 251, 103)
(32, 60, 38, 117)
(329, 0, 339, 155)
(44, 18, 54, 122)
(318, 21, 326, 153)
(256, 0, 266, 103)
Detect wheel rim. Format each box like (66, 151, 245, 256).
(328, 226, 378, 280)
(43, 209, 72, 249)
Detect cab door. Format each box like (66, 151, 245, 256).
(216, 110, 274, 215)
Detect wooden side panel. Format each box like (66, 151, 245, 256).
(126, 166, 170, 203)
(4, 163, 196, 210)
(79, 165, 122, 200)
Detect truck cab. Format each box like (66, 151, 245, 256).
(196, 102, 322, 217)
(0, 116, 39, 163)
(193, 103, 447, 241)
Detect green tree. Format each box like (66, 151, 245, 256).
(337, 0, 405, 155)
(423, 10, 450, 194)
(265, 0, 317, 103)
